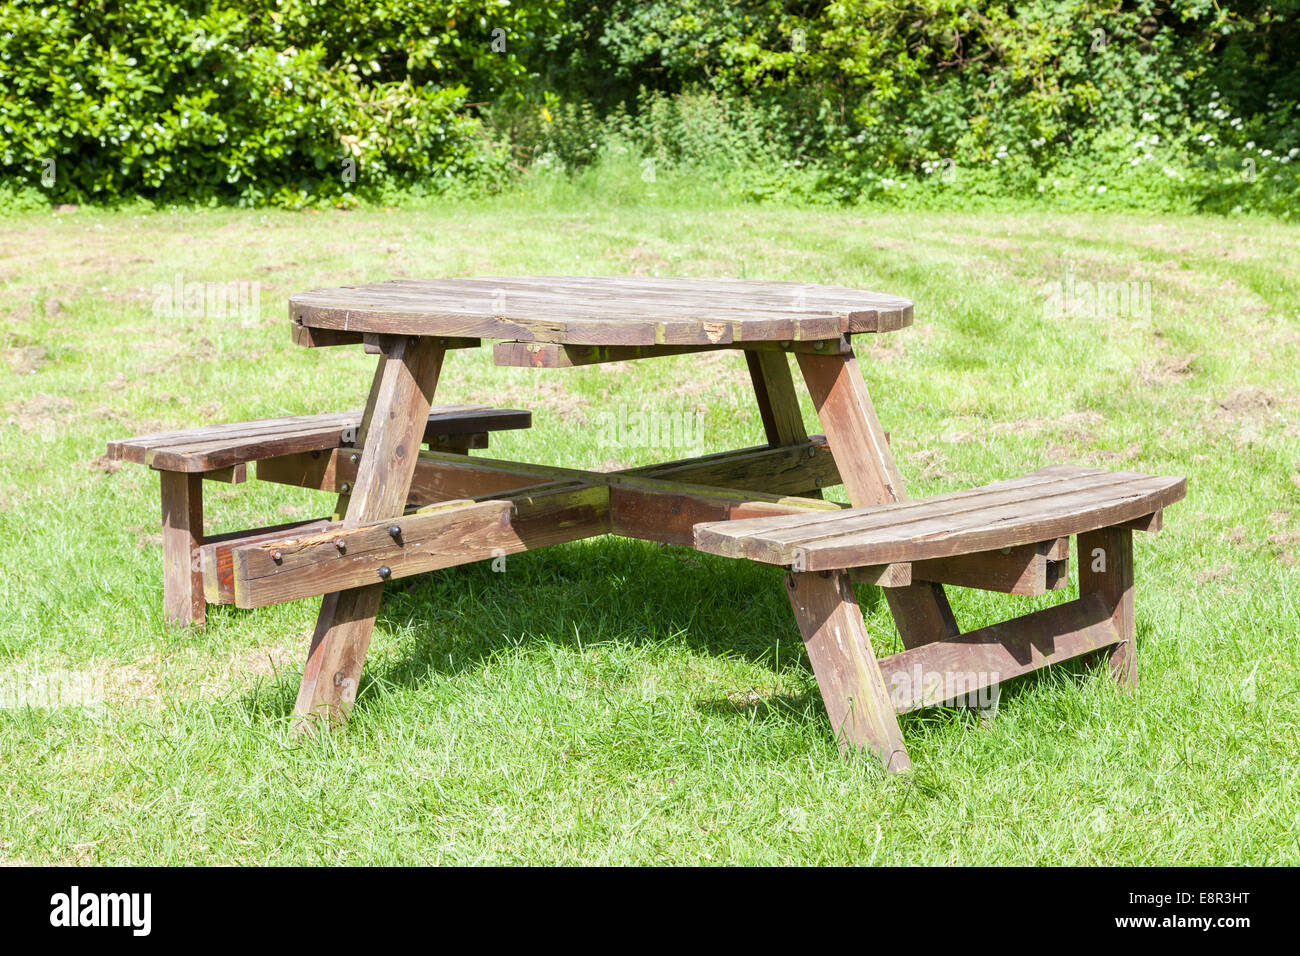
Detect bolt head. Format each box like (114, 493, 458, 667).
(377, 565, 391, 579)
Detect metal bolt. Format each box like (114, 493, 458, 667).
(387, 525, 402, 539)
(806, 445, 817, 458)
(814, 476, 823, 487)
(333, 538, 346, 552)
(377, 565, 391, 579)
(271, 550, 283, 563)
(340, 482, 351, 493)
(350, 453, 359, 464)
(814, 340, 825, 351)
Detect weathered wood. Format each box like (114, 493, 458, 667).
(785, 571, 911, 772)
(878, 593, 1121, 713)
(491, 337, 854, 368)
(609, 484, 838, 547)
(202, 463, 247, 484)
(236, 487, 612, 607)
(108, 406, 530, 473)
(257, 439, 842, 511)
(199, 517, 335, 605)
(292, 321, 480, 351)
(1119, 510, 1162, 533)
(796, 350, 960, 651)
(847, 564, 914, 588)
(693, 467, 1186, 570)
(161, 471, 204, 628)
(294, 337, 446, 729)
(1078, 526, 1137, 691)
(290, 277, 913, 347)
(746, 350, 809, 447)
(912, 540, 1069, 596)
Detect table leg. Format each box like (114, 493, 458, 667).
(1078, 526, 1137, 691)
(795, 350, 960, 649)
(161, 471, 205, 628)
(293, 336, 446, 730)
(786, 570, 910, 772)
(745, 350, 823, 497)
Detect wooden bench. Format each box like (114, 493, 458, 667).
(108, 405, 531, 628)
(693, 465, 1186, 772)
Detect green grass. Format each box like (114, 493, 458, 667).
(1, 195, 1297, 864)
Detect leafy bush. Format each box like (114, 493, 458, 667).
(1, 0, 1296, 215)
(0, 1, 535, 205)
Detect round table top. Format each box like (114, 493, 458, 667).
(290, 276, 913, 347)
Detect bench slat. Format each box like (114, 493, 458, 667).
(108, 405, 531, 473)
(693, 466, 1185, 570)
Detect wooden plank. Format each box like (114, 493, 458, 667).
(202, 464, 247, 484)
(702, 468, 1132, 553)
(110, 406, 530, 473)
(879, 593, 1121, 713)
(294, 336, 446, 729)
(797, 350, 960, 651)
(746, 350, 809, 446)
(1078, 526, 1137, 691)
(292, 321, 480, 351)
(289, 277, 914, 347)
(692, 470, 1186, 568)
(234, 486, 612, 607)
(200, 518, 335, 605)
(257, 439, 842, 505)
(609, 484, 837, 547)
(913, 541, 1059, 596)
(160, 471, 204, 628)
(848, 564, 913, 587)
(747, 475, 1184, 570)
(491, 338, 853, 368)
(1120, 510, 1162, 533)
(785, 571, 911, 771)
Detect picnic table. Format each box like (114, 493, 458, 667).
(112, 276, 1184, 771)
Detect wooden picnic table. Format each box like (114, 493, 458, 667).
(282, 276, 958, 727)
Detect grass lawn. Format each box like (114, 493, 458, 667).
(1, 196, 1297, 865)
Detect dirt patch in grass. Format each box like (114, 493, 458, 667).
(1138, 353, 1197, 386)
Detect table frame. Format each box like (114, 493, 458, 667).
(287, 332, 963, 739)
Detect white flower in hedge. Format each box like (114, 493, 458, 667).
(1246, 141, 1255, 149)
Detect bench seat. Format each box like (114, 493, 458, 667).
(692, 464, 1186, 773)
(109, 404, 531, 629)
(107, 405, 531, 473)
(695, 465, 1185, 570)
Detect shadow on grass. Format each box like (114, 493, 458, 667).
(234, 534, 1115, 735)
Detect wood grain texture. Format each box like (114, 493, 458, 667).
(912, 540, 1068, 596)
(109, 405, 530, 473)
(491, 337, 853, 368)
(785, 571, 911, 772)
(1078, 526, 1137, 691)
(289, 277, 913, 346)
(200, 518, 334, 605)
(796, 350, 959, 651)
(161, 471, 204, 628)
(694, 467, 1186, 569)
(294, 337, 446, 729)
(878, 593, 1121, 713)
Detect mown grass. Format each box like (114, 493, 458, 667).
(0, 190, 1297, 864)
